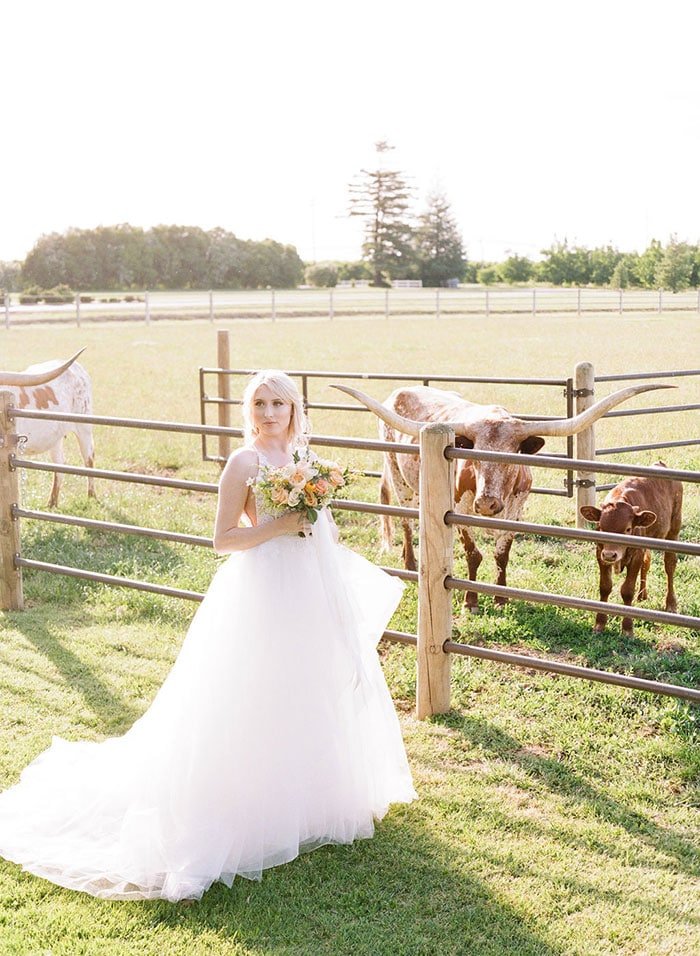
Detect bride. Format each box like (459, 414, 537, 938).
(0, 370, 417, 901)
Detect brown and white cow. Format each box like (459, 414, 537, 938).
(0, 351, 95, 507)
(333, 382, 672, 611)
(580, 462, 683, 636)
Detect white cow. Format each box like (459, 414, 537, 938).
(0, 350, 95, 507)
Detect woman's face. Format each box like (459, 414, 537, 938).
(252, 384, 293, 439)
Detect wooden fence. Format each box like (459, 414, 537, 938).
(1, 391, 699, 718)
(4, 285, 700, 327)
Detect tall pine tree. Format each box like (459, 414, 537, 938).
(414, 191, 465, 286)
(348, 141, 414, 286)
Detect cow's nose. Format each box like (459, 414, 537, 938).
(474, 496, 503, 516)
(600, 550, 618, 564)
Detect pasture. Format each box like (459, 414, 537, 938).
(1, 313, 699, 956)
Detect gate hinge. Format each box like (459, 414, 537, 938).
(572, 388, 594, 398)
(575, 478, 596, 488)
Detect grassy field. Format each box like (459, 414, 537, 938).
(0, 314, 699, 955)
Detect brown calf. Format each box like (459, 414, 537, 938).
(580, 463, 683, 636)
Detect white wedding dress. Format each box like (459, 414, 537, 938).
(0, 451, 416, 901)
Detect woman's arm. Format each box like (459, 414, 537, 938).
(213, 449, 307, 554)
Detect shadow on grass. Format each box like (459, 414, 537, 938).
(21, 520, 186, 583)
(437, 712, 700, 882)
(123, 816, 566, 956)
(456, 597, 700, 690)
(8, 612, 142, 732)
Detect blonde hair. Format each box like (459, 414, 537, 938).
(242, 370, 309, 447)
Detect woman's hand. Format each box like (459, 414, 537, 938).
(274, 511, 313, 536)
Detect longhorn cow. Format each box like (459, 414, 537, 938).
(333, 382, 671, 610)
(0, 351, 95, 507)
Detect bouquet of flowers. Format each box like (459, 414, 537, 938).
(249, 451, 352, 532)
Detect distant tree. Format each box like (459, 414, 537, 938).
(22, 233, 69, 288)
(588, 245, 622, 286)
(689, 246, 700, 288)
(337, 260, 371, 282)
(413, 191, 465, 286)
(462, 261, 478, 283)
(241, 239, 304, 289)
(477, 265, 499, 285)
(537, 241, 590, 286)
(206, 228, 247, 288)
(656, 236, 695, 292)
(499, 254, 533, 284)
(609, 259, 631, 289)
(633, 239, 664, 288)
(0, 260, 21, 292)
(305, 262, 338, 287)
(348, 140, 415, 286)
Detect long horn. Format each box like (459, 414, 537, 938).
(518, 383, 675, 438)
(0, 349, 85, 388)
(332, 384, 422, 437)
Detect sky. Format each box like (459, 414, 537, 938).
(2, 0, 699, 265)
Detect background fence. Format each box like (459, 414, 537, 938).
(201, 332, 700, 526)
(1, 385, 698, 717)
(4, 285, 700, 327)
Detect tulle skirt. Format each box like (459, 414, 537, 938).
(0, 513, 416, 900)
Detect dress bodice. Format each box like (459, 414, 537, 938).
(251, 448, 282, 527)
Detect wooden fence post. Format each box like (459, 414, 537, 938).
(417, 423, 454, 719)
(217, 330, 231, 466)
(75, 293, 81, 327)
(4, 293, 10, 329)
(574, 362, 596, 527)
(0, 391, 23, 610)
(145, 290, 151, 325)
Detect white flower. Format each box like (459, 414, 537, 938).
(282, 461, 315, 488)
(288, 489, 301, 507)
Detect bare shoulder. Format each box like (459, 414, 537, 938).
(220, 447, 258, 487)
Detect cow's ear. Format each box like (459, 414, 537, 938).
(580, 506, 601, 523)
(520, 436, 545, 455)
(633, 509, 657, 529)
(455, 435, 474, 449)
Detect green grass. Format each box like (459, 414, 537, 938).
(0, 315, 699, 955)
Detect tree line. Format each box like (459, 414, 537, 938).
(475, 238, 700, 293)
(4, 225, 305, 292)
(1, 139, 698, 293)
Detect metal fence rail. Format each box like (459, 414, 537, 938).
(445, 576, 700, 632)
(442, 639, 700, 703)
(199, 361, 576, 496)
